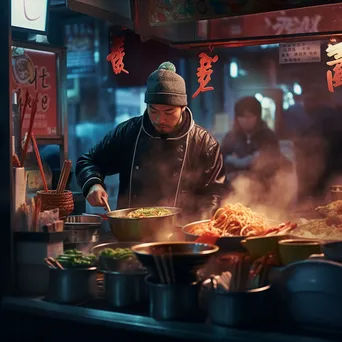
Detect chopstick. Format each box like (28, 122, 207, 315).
(56, 160, 72, 193)
(153, 254, 165, 284)
(168, 247, 175, 284)
(21, 94, 38, 166)
(102, 196, 111, 212)
(31, 133, 48, 192)
(19, 89, 30, 147)
(32, 196, 42, 232)
(160, 254, 171, 284)
(47, 257, 64, 270)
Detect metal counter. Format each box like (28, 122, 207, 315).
(1, 296, 340, 342)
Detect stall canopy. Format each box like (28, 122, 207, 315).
(132, 1, 342, 48)
(65, 0, 134, 29)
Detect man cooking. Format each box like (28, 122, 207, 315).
(76, 62, 227, 220)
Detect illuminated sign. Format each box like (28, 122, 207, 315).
(11, 0, 50, 34)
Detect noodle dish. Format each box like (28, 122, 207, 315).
(186, 203, 296, 238)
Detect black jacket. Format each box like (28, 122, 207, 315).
(76, 108, 227, 220)
(221, 120, 281, 178)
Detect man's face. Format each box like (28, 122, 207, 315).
(148, 104, 184, 133)
(236, 110, 258, 134)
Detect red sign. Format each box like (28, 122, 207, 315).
(11, 48, 58, 136)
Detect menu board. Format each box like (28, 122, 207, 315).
(11, 47, 58, 136)
(64, 22, 95, 77)
(279, 41, 321, 64)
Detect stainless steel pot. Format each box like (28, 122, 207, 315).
(145, 276, 203, 321)
(46, 267, 97, 304)
(103, 270, 148, 309)
(208, 285, 271, 327)
(106, 207, 181, 242)
(64, 215, 102, 244)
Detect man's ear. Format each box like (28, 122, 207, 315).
(181, 106, 186, 113)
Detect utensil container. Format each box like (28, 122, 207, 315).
(37, 190, 74, 219)
(208, 285, 272, 327)
(146, 276, 203, 321)
(46, 267, 97, 304)
(103, 270, 148, 309)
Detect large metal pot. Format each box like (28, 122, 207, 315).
(103, 270, 148, 309)
(106, 207, 181, 242)
(46, 267, 97, 304)
(208, 285, 272, 327)
(145, 275, 203, 321)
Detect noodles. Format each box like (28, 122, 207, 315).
(191, 203, 269, 237)
(127, 207, 172, 219)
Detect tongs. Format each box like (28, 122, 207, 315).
(195, 231, 219, 245)
(44, 257, 64, 270)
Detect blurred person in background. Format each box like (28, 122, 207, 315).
(76, 62, 227, 221)
(294, 85, 342, 203)
(221, 96, 292, 208)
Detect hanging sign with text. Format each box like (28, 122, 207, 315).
(11, 47, 58, 136)
(279, 41, 321, 64)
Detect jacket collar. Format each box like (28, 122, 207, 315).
(141, 107, 195, 140)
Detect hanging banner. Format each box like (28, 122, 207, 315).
(11, 47, 58, 136)
(279, 41, 321, 64)
(326, 41, 342, 93)
(143, 0, 342, 27)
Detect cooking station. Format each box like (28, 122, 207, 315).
(3, 1, 342, 341)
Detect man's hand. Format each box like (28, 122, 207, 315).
(86, 184, 108, 208)
(225, 151, 261, 169)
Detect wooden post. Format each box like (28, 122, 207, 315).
(0, 0, 14, 298)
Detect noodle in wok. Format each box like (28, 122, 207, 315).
(127, 207, 172, 218)
(191, 203, 268, 237)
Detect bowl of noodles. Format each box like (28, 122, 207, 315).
(182, 203, 292, 253)
(106, 206, 181, 242)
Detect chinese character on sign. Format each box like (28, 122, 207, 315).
(106, 36, 129, 75)
(192, 52, 218, 99)
(326, 42, 342, 92)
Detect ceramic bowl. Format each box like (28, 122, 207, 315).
(241, 235, 288, 261)
(278, 239, 321, 265)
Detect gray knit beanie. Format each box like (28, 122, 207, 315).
(144, 62, 187, 106)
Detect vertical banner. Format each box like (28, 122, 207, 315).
(11, 47, 58, 136)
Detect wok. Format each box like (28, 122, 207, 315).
(132, 242, 219, 283)
(182, 220, 246, 253)
(106, 207, 181, 242)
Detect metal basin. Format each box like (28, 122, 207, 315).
(46, 267, 97, 304)
(91, 242, 145, 272)
(132, 242, 219, 283)
(182, 220, 246, 253)
(106, 207, 181, 242)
